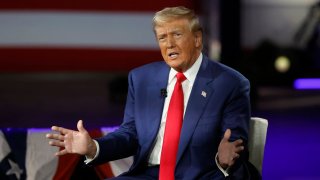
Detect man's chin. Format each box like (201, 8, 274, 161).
(171, 65, 184, 72)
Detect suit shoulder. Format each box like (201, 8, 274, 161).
(209, 60, 249, 83)
(129, 61, 167, 75)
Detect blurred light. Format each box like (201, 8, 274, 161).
(210, 40, 221, 61)
(274, 56, 291, 73)
(294, 78, 320, 89)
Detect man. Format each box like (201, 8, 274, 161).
(47, 6, 259, 179)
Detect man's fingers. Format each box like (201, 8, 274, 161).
(51, 126, 71, 135)
(234, 153, 240, 159)
(233, 139, 244, 153)
(46, 133, 64, 141)
(49, 140, 65, 148)
(55, 149, 68, 156)
(222, 129, 231, 142)
(233, 139, 243, 146)
(235, 145, 244, 153)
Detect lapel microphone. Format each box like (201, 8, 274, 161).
(160, 88, 167, 98)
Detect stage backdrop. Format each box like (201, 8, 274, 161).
(0, 0, 196, 73)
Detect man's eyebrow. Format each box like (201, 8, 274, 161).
(156, 33, 166, 37)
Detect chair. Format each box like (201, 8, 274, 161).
(248, 117, 268, 174)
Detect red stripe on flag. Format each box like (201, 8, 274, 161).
(0, 48, 162, 72)
(53, 153, 81, 180)
(95, 164, 115, 179)
(0, 0, 195, 12)
(90, 130, 115, 178)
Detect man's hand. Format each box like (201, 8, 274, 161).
(217, 129, 244, 169)
(46, 120, 97, 158)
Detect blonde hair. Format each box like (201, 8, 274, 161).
(153, 6, 202, 33)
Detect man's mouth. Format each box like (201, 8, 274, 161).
(168, 52, 179, 59)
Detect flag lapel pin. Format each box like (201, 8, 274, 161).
(201, 91, 207, 98)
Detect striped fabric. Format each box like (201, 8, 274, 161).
(0, 0, 194, 72)
(0, 128, 133, 179)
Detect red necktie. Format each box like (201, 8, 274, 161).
(159, 72, 186, 180)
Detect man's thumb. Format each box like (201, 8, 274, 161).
(223, 129, 231, 141)
(77, 120, 86, 132)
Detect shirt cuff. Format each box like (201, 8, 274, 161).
(84, 139, 100, 164)
(215, 153, 230, 177)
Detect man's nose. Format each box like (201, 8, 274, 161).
(166, 36, 176, 48)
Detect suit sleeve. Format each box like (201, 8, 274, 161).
(222, 78, 250, 142)
(221, 78, 261, 179)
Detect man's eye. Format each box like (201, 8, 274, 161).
(158, 37, 165, 41)
(174, 33, 182, 37)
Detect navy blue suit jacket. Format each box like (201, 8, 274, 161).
(93, 55, 259, 179)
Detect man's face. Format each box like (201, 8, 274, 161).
(155, 18, 202, 72)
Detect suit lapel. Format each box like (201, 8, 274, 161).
(144, 63, 170, 145)
(176, 56, 215, 164)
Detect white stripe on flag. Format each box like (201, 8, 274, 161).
(0, 11, 158, 49)
(0, 130, 11, 161)
(109, 157, 133, 176)
(25, 129, 59, 180)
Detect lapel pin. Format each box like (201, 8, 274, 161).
(201, 91, 207, 98)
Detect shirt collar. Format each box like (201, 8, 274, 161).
(168, 53, 203, 84)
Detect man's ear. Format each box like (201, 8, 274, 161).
(194, 31, 202, 48)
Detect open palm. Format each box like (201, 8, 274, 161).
(46, 120, 95, 157)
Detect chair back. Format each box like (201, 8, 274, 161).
(248, 117, 268, 174)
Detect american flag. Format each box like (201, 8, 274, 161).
(0, 127, 133, 179)
(0, 0, 195, 72)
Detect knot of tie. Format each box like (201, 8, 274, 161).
(176, 72, 186, 83)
